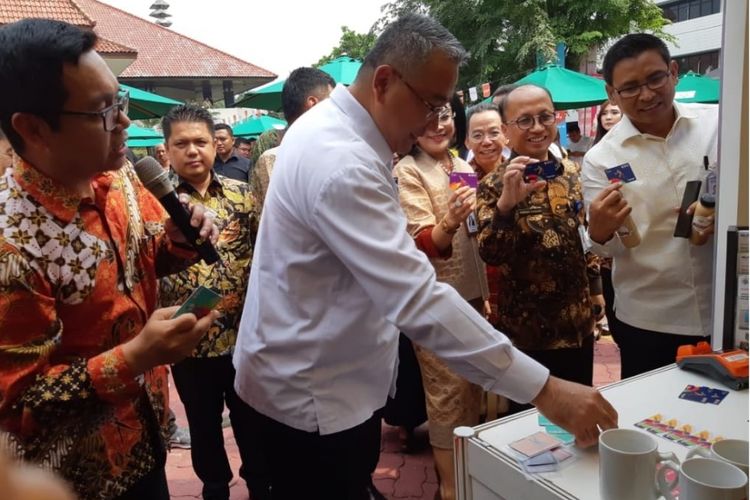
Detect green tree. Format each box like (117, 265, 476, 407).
(378, 0, 672, 88)
(315, 26, 377, 66)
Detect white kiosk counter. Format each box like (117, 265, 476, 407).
(453, 365, 749, 500)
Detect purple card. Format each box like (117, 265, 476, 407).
(605, 163, 637, 183)
(449, 171, 478, 190)
(679, 385, 710, 404)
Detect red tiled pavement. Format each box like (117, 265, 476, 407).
(167, 337, 621, 499)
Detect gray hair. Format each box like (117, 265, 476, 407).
(466, 102, 500, 127)
(362, 14, 468, 77)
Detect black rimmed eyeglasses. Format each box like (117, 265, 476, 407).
(614, 71, 671, 99)
(392, 70, 449, 121)
(59, 89, 129, 132)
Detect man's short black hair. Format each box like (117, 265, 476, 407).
(234, 137, 252, 147)
(466, 101, 500, 127)
(0, 19, 97, 154)
(214, 123, 234, 136)
(498, 84, 554, 122)
(161, 104, 215, 142)
(602, 33, 671, 86)
(566, 122, 581, 134)
(281, 67, 335, 125)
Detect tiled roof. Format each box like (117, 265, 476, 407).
(76, 0, 276, 79)
(0, 0, 94, 26)
(95, 36, 137, 55)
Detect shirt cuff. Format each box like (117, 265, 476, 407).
(415, 226, 452, 259)
(88, 345, 142, 403)
(491, 209, 516, 231)
(488, 347, 550, 404)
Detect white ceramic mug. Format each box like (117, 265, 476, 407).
(663, 457, 749, 500)
(599, 428, 680, 500)
(687, 439, 749, 476)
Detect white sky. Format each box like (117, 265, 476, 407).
(100, 0, 388, 79)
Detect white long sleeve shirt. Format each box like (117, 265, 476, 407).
(233, 85, 549, 434)
(581, 102, 718, 336)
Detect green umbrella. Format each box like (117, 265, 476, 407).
(233, 57, 362, 111)
(675, 71, 720, 103)
(319, 56, 362, 85)
(232, 115, 287, 138)
(126, 124, 163, 148)
(120, 83, 183, 119)
(233, 79, 285, 112)
(514, 64, 607, 110)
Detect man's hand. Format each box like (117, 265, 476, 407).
(496, 156, 547, 216)
(164, 193, 220, 245)
(588, 183, 631, 244)
(121, 306, 219, 375)
(532, 376, 618, 448)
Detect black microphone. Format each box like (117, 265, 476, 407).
(134, 156, 221, 264)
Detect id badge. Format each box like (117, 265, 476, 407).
(578, 225, 593, 253)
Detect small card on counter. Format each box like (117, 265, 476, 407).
(679, 384, 729, 405)
(605, 163, 637, 183)
(510, 431, 563, 458)
(520, 448, 574, 474)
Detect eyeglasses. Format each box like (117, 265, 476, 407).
(59, 90, 129, 132)
(393, 70, 449, 120)
(614, 72, 671, 99)
(468, 129, 503, 142)
(437, 109, 455, 124)
(505, 112, 556, 130)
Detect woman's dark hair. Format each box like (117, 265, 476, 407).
(0, 19, 97, 153)
(593, 100, 616, 145)
(450, 93, 468, 159)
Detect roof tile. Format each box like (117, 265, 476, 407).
(76, 0, 276, 79)
(0, 0, 94, 26)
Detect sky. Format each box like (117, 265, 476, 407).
(100, 0, 389, 79)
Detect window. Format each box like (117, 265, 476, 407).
(662, 0, 720, 22)
(674, 50, 721, 75)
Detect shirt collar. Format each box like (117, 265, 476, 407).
(13, 160, 112, 224)
(329, 84, 394, 169)
(611, 101, 695, 143)
(173, 169, 225, 197)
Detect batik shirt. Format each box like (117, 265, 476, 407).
(0, 161, 196, 499)
(476, 157, 601, 351)
(159, 173, 257, 357)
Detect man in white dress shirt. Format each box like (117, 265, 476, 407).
(582, 33, 716, 379)
(234, 14, 617, 500)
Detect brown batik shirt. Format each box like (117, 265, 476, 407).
(476, 157, 601, 351)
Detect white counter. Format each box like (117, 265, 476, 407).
(455, 365, 749, 500)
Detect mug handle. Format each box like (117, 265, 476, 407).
(656, 453, 680, 500)
(686, 446, 711, 460)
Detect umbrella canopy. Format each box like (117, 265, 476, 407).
(232, 115, 287, 138)
(514, 64, 607, 110)
(126, 124, 163, 148)
(232, 79, 286, 111)
(121, 84, 183, 120)
(233, 57, 362, 111)
(319, 56, 362, 86)
(675, 71, 720, 103)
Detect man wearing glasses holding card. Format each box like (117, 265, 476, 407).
(582, 34, 716, 379)
(0, 20, 219, 499)
(475, 84, 604, 411)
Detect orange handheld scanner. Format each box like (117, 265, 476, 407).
(676, 342, 749, 390)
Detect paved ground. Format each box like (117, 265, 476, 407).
(166, 336, 621, 499)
